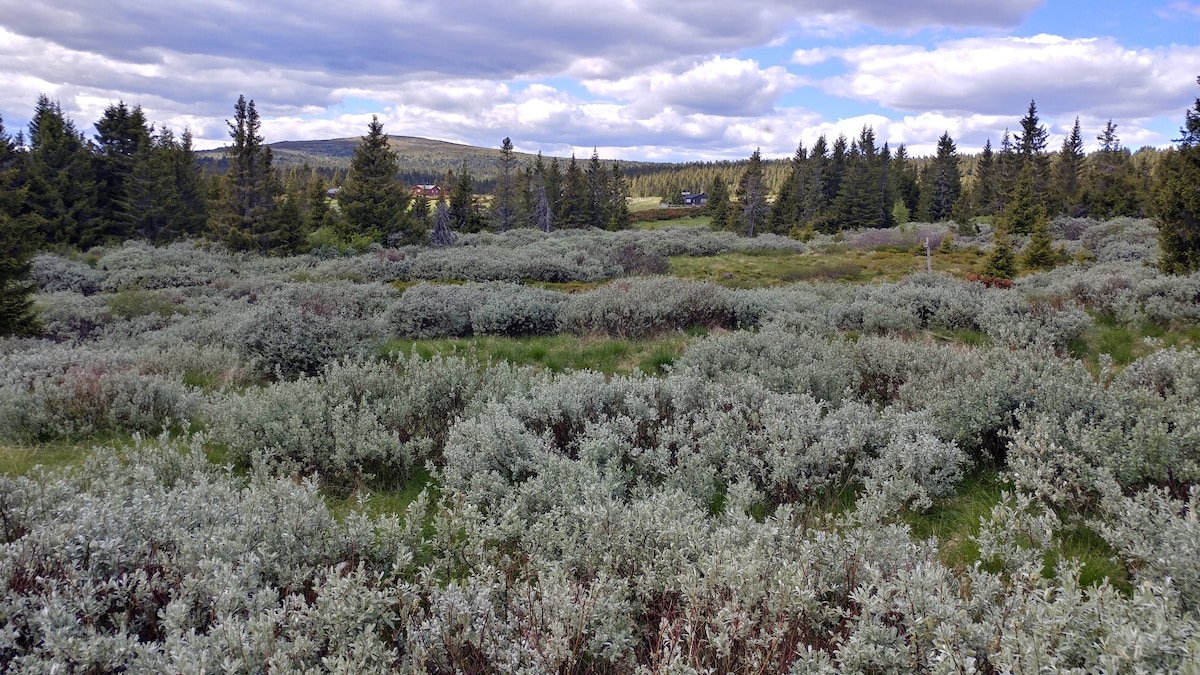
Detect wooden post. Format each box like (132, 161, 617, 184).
(925, 237, 932, 273)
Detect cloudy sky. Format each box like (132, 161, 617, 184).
(2, 0, 1199, 161)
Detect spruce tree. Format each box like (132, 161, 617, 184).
(982, 222, 1019, 279)
(544, 156, 563, 222)
(923, 132, 961, 222)
(0, 117, 39, 337)
(890, 143, 920, 220)
(585, 148, 608, 229)
(531, 179, 553, 233)
(210, 95, 280, 252)
(25, 95, 98, 246)
(1155, 76, 1200, 274)
(0, 212, 40, 337)
(707, 175, 732, 231)
(170, 130, 209, 238)
(448, 160, 482, 232)
(770, 141, 806, 232)
(93, 102, 151, 240)
(429, 199, 456, 246)
(1016, 100, 1051, 207)
(120, 132, 177, 242)
(996, 130, 1019, 212)
(339, 116, 412, 243)
(491, 137, 520, 231)
(1052, 117, 1085, 215)
(1086, 120, 1141, 219)
(736, 148, 769, 237)
(558, 155, 588, 229)
(606, 163, 632, 230)
(1001, 163, 1044, 236)
(803, 136, 833, 231)
(973, 139, 999, 216)
(1021, 213, 1056, 270)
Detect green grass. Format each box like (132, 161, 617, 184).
(381, 333, 694, 375)
(0, 441, 92, 476)
(1072, 316, 1200, 368)
(325, 466, 436, 520)
(669, 247, 988, 288)
(633, 215, 712, 230)
(627, 196, 664, 213)
(906, 472, 1008, 571)
(0, 432, 136, 476)
(906, 472, 1130, 591)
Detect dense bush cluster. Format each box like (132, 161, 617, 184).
(5, 220, 1200, 671)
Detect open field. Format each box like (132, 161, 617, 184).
(5, 217, 1200, 671)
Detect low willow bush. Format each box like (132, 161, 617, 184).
(1006, 347, 1200, 513)
(205, 355, 526, 487)
(557, 277, 737, 338)
(234, 282, 393, 378)
(29, 253, 104, 294)
(4, 437, 1199, 672)
(8, 219, 1200, 671)
(388, 282, 563, 339)
(0, 345, 200, 443)
(437, 366, 969, 518)
(0, 441, 416, 673)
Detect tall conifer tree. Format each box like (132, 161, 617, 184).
(339, 116, 413, 243)
(737, 148, 769, 237)
(1155, 76, 1200, 274)
(210, 95, 280, 252)
(491, 137, 520, 231)
(25, 95, 97, 246)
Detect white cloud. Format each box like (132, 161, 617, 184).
(583, 57, 801, 117)
(826, 35, 1200, 119)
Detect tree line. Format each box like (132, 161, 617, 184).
(3, 83, 1200, 337)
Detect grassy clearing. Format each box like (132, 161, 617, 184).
(627, 196, 663, 212)
(0, 441, 95, 476)
(906, 472, 1130, 591)
(381, 332, 698, 375)
(1072, 316, 1200, 368)
(326, 466, 436, 520)
(634, 215, 712, 230)
(670, 247, 988, 288)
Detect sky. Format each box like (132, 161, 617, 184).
(2, 0, 1200, 162)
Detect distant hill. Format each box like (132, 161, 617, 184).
(196, 135, 667, 189)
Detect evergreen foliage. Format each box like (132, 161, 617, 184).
(491, 137, 520, 231)
(1021, 213, 1057, 270)
(1086, 120, 1141, 219)
(1001, 163, 1045, 236)
(209, 95, 281, 252)
(920, 132, 962, 222)
(1016, 99, 1052, 206)
(339, 116, 414, 244)
(92, 101, 151, 241)
(558, 154, 589, 229)
(1053, 117, 1086, 215)
(972, 139, 999, 216)
(605, 163, 632, 230)
(982, 222, 1019, 279)
(1155, 76, 1200, 274)
(0, 213, 40, 337)
(430, 200, 456, 247)
(24, 95, 98, 247)
(447, 160, 484, 233)
(736, 148, 769, 237)
(0, 116, 39, 334)
(707, 174, 733, 231)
